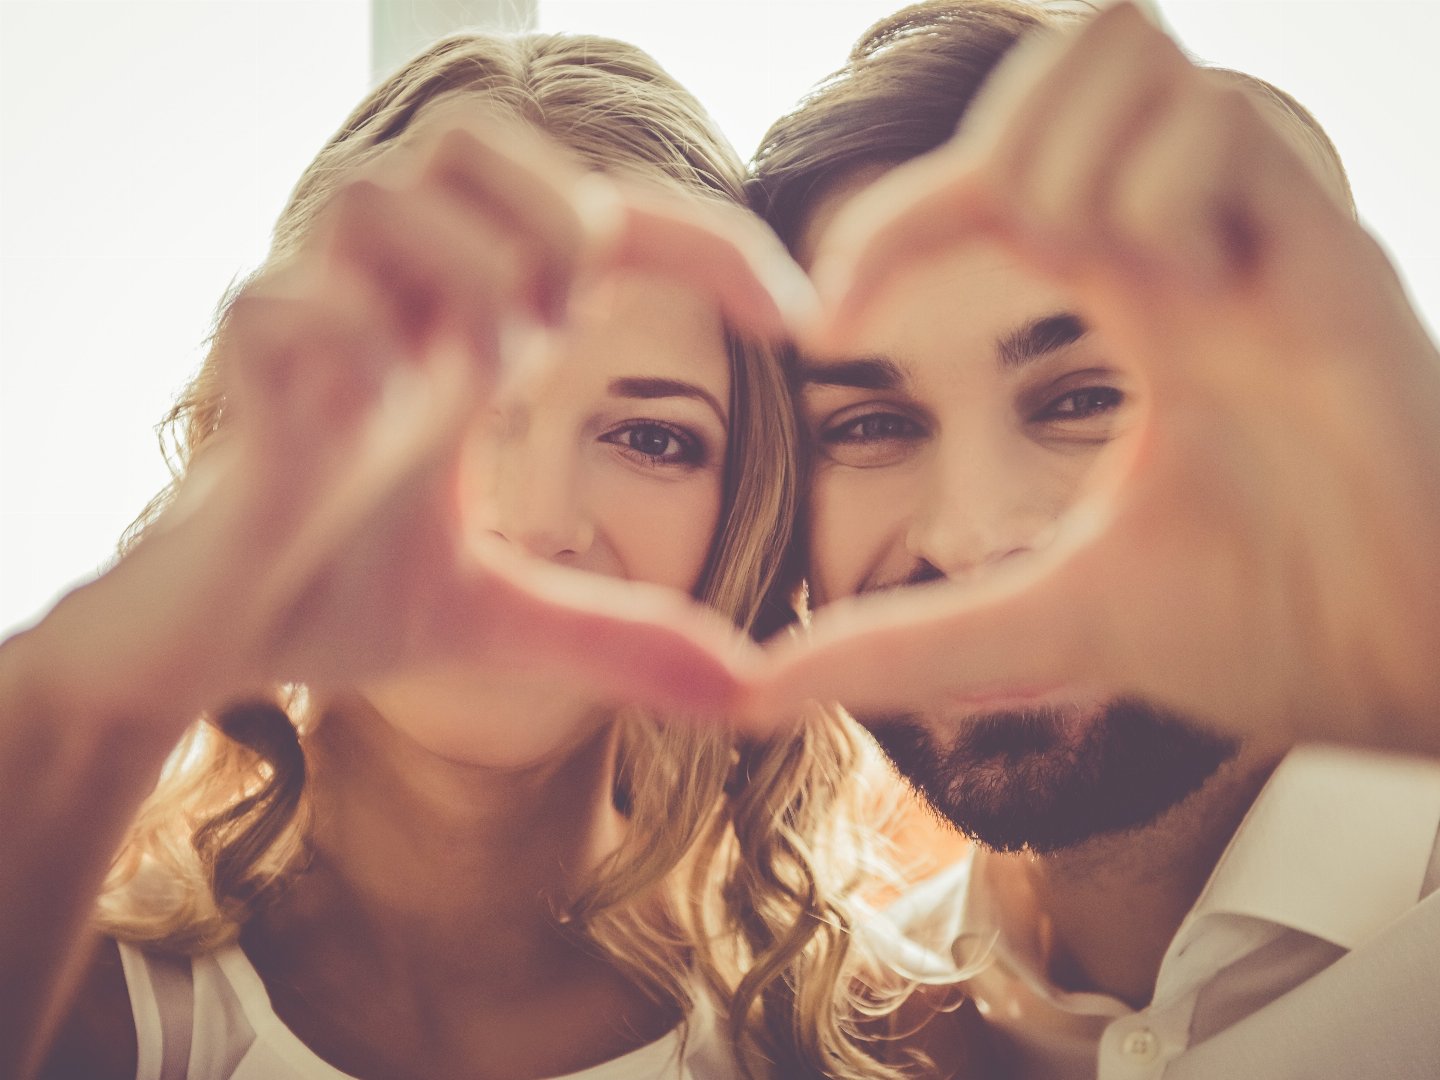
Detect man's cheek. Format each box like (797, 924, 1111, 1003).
(806, 471, 891, 605)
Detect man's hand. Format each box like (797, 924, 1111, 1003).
(753, 1, 1440, 753)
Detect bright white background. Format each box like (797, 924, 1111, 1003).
(3, 0, 1438, 635)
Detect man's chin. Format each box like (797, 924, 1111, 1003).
(863, 697, 1240, 854)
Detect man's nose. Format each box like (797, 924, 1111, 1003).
(905, 438, 1051, 579)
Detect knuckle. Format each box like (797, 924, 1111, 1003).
(330, 177, 392, 229)
(485, 237, 530, 297)
(1109, 166, 1171, 252)
(223, 289, 269, 330)
(1026, 171, 1078, 238)
(427, 125, 483, 178)
(1200, 79, 1258, 131)
(967, 156, 1012, 218)
(221, 289, 293, 355)
(1117, 196, 1172, 255)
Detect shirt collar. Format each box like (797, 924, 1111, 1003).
(1172, 745, 1440, 954)
(967, 845, 1133, 1019)
(871, 853, 987, 983)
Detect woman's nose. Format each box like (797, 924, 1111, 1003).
(482, 424, 595, 563)
(492, 508, 595, 562)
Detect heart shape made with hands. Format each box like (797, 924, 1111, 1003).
(72, 126, 818, 736)
(169, 2, 1440, 755)
(741, 1, 1440, 753)
(374, 0, 1439, 754)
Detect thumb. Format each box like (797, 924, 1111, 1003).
(744, 515, 1118, 727)
(805, 152, 1002, 352)
(461, 547, 763, 718)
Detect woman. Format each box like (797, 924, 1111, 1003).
(3, 31, 904, 1080)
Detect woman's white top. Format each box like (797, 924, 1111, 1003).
(117, 941, 739, 1080)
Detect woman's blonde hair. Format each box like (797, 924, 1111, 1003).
(100, 31, 901, 1080)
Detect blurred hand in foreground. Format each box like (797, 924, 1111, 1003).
(750, 1, 1440, 753)
(25, 120, 816, 738)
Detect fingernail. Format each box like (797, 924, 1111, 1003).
(573, 173, 626, 252)
(810, 254, 860, 321)
(761, 257, 822, 338)
(1123, 0, 1165, 27)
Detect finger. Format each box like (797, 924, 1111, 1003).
(608, 191, 820, 342)
(804, 149, 1001, 350)
(1092, 72, 1242, 295)
(315, 177, 526, 370)
(745, 521, 1118, 725)
(415, 122, 604, 323)
(408, 132, 821, 346)
(1016, 11, 1191, 272)
(458, 546, 761, 718)
(800, 0, 1078, 343)
(249, 340, 482, 647)
(960, 1, 1167, 203)
(222, 269, 405, 449)
(936, 0, 1079, 160)
(1079, 74, 1366, 375)
(1214, 77, 1365, 303)
(807, 2, 1174, 346)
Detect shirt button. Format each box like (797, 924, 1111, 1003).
(1120, 1028, 1161, 1063)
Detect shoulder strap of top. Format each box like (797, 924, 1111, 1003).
(116, 940, 195, 1080)
(1423, 815, 1440, 898)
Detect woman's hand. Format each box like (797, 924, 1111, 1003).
(754, 1, 1440, 753)
(1, 120, 814, 1077)
(13, 120, 811, 739)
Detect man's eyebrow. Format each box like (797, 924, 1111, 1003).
(997, 312, 1089, 369)
(607, 377, 728, 425)
(796, 356, 905, 391)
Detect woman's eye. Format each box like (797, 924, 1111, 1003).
(601, 422, 704, 466)
(818, 410, 926, 467)
(1037, 386, 1124, 421)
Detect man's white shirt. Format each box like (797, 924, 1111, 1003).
(880, 746, 1440, 1079)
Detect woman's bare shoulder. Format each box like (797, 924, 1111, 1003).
(36, 936, 138, 1080)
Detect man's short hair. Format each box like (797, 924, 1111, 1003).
(749, 0, 1067, 248)
(748, 0, 1352, 248)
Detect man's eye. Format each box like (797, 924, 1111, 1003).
(818, 411, 926, 467)
(600, 422, 704, 466)
(824, 413, 925, 443)
(1037, 386, 1124, 420)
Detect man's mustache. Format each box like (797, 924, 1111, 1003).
(859, 560, 946, 596)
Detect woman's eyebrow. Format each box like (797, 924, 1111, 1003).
(607, 376, 728, 425)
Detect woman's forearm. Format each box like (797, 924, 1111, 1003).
(0, 616, 184, 1079)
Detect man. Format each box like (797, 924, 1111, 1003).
(750, 2, 1440, 1076)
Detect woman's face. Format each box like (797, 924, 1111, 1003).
(476, 276, 730, 595)
(363, 273, 732, 765)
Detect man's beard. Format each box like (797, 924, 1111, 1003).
(866, 698, 1239, 854)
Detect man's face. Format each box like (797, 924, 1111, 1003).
(796, 174, 1238, 854)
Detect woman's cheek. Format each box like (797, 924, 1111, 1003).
(595, 469, 724, 593)
(1029, 439, 1103, 515)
